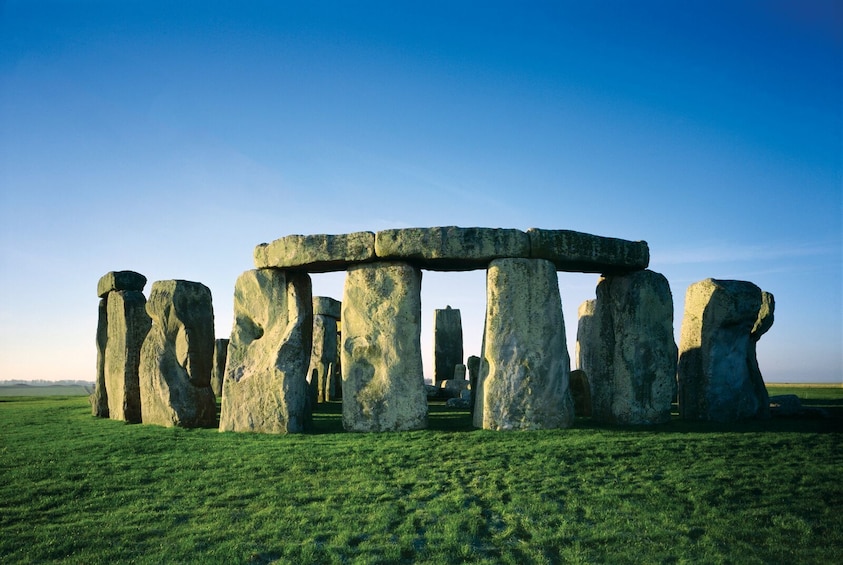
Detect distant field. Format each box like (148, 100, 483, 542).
(0, 384, 93, 397)
(0, 388, 841, 564)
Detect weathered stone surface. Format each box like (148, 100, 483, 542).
(219, 269, 313, 433)
(580, 270, 677, 425)
(105, 290, 151, 423)
(254, 232, 376, 272)
(528, 228, 649, 274)
(211, 338, 229, 398)
(342, 262, 427, 432)
(313, 296, 342, 319)
(139, 280, 216, 428)
(374, 226, 530, 271)
(474, 258, 574, 430)
(97, 270, 147, 298)
(91, 296, 110, 417)
(575, 299, 598, 379)
(467, 355, 481, 415)
(433, 306, 464, 383)
(439, 378, 470, 399)
(453, 363, 467, 381)
(569, 369, 592, 417)
(309, 307, 339, 403)
(678, 278, 772, 422)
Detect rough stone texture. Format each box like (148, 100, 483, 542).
(678, 278, 772, 422)
(528, 228, 649, 274)
(575, 300, 598, 377)
(374, 226, 530, 271)
(104, 290, 151, 422)
(439, 378, 470, 399)
(569, 369, 592, 417)
(139, 280, 217, 428)
(453, 363, 467, 380)
(254, 232, 376, 272)
(211, 338, 229, 398)
(581, 270, 678, 425)
(91, 296, 110, 417)
(341, 262, 427, 432)
(309, 309, 339, 402)
(97, 270, 147, 298)
(433, 306, 464, 383)
(313, 296, 342, 319)
(467, 355, 481, 415)
(219, 269, 313, 433)
(473, 258, 574, 430)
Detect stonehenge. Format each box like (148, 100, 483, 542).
(95, 226, 779, 433)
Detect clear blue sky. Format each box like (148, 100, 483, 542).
(1, 1, 840, 383)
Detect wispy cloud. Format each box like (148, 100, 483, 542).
(652, 241, 840, 266)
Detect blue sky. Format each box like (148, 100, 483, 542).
(1, 1, 840, 383)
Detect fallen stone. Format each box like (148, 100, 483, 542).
(527, 228, 649, 274)
(439, 378, 470, 399)
(434, 305, 464, 383)
(220, 269, 313, 433)
(446, 397, 471, 409)
(678, 278, 772, 422)
(105, 290, 151, 423)
(374, 226, 530, 271)
(474, 258, 574, 430)
(254, 232, 376, 272)
(97, 270, 147, 298)
(582, 270, 677, 425)
(139, 280, 217, 428)
(91, 296, 110, 417)
(211, 338, 229, 398)
(342, 262, 427, 432)
(768, 394, 802, 417)
(569, 369, 591, 417)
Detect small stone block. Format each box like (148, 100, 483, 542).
(97, 271, 147, 297)
(313, 296, 342, 319)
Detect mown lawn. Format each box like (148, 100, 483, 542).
(1, 388, 841, 564)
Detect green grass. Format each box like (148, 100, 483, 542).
(1, 387, 841, 564)
(0, 383, 92, 396)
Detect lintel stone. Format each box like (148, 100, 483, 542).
(254, 232, 376, 272)
(97, 270, 147, 298)
(528, 228, 649, 274)
(313, 296, 341, 319)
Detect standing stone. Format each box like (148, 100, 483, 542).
(139, 280, 216, 428)
(105, 290, 151, 423)
(569, 369, 592, 417)
(342, 262, 427, 432)
(678, 279, 772, 421)
(433, 306, 464, 384)
(92, 296, 110, 417)
(579, 270, 677, 425)
(211, 338, 229, 398)
(467, 355, 481, 415)
(453, 363, 467, 381)
(219, 269, 313, 433)
(308, 297, 341, 403)
(474, 258, 574, 430)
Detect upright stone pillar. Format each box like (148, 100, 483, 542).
(474, 258, 574, 430)
(342, 262, 427, 432)
(219, 269, 313, 433)
(309, 296, 341, 403)
(92, 296, 110, 417)
(211, 338, 229, 398)
(578, 270, 677, 425)
(139, 280, 217, 428)
(433, 306, 463, 384)
(678, 279, 772, 421)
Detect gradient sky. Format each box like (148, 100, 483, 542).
(1, 1, 841, 383)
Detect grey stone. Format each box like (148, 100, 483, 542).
(527, 228, 649, 274)
(769, 394, 802, 417)
(139, 280, 216, 428)
(219, 269, 313, 433)
(97, 270, 147, 298)
(254, 232, 376, 272)
(91, 296, 109, 417)
(211, 338, 229, 398)
(446, 397, 471, 409)
(309, 308, 339, 402)
(453, 363, 467, 381)
(374, 226, 530, 271)
(678, 279, 772, 421)
(313, 296, 342, 319)
(439, 378, 470, 399)
(467, 355, 481, 413)
(341, 262, 427, 432)
(433, 306, 464, 383)
(104, 290, 151, 423)
(474, 258, 574, 430)
(581, 270, 677, 425)
(569, 369, 591, 417)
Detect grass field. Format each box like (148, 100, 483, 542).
(1, 387, 841, 564)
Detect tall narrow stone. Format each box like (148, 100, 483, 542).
(105, 290, 151, 423)
(139, 280, 216, 428)
(474, 258, 574, 430)
(678, 279, 772, 421)
(433, 306, 463, 384)
(219, 269, 313, 433)
(578, 270, 677, 425)
(92, 296, 110, 417)
(342, 262, 427, 432)
(211, 338, 229, 398)
(309, 296, 341, 403)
